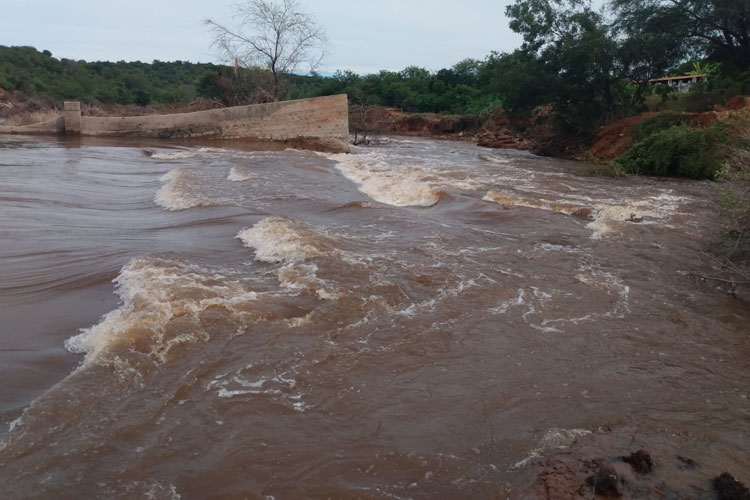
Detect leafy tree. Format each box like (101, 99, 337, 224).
(612, 2, 692, 102)
(505, 0, 629, 133)
(479, 50, 551, 116)
(611, 0, 750, 73)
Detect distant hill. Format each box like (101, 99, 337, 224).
(0, 45, 223, 105)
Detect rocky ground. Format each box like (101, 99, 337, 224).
(525, 425, 750, 500)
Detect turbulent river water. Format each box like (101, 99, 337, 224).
(0, 135, 748, 499)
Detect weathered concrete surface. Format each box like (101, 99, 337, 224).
(0, 95, 350, 152)
(0, 117, 64, 135)
(64, 101, 81, 135)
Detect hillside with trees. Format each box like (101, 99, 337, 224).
(0, 45, 221, 105)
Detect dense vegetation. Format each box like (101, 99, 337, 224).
(617, 122, 728, 179)
(0, 45, 221, 105)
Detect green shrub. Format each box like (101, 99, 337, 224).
(617, 124, 727, 179)
(630, 112, 687, 142)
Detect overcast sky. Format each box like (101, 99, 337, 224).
(1, 0, 528, 74)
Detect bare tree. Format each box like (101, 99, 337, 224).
(352, 100, 384, 146)
(204, 0, 328, 101)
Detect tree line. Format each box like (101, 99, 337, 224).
(0, 45, 226, 106)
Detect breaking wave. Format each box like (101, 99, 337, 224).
(154, 168, 214, 211)
(326, 152, 442, 207)
(149, 147, 225, 160)
(64, 257, 259, 367)
(228, 167, 255, 182)
(585, 193, 685, 239)
(483, 190, 685, 239)
(237, 217, 332, 263)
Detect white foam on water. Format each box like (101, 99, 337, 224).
(237, 218, 347, 301)
(2, 417, 23, 447)
(209, 369, 310, 412)
(150, 147, 226, 160)
(64, 257, 259, 367)
(513, 428, 592, 469)
(228, 166, 255, 182)
(479, 155, 512, 165)
(575, 268, 631, 317)
(144, 481, 182, 500)
(484, 190, 687, 239)
(397, 276, 486, 317)
(237, 217, 330, 263)
(586, 193, 685, 239)
(484, 190, 591, 216)
(151, 150, 198, 160)
(325, 152, 442, 207)
(533, 243, 583, 254)
(7, 416, 22, 433)
(530, 324, 564, 333)
(97, 480, 182, 500)
(154, 168, 214, 211)
(490, 289, 527, 315)
(277, 262, 342, 301)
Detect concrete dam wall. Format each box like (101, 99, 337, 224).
(0, 95, 350, 152)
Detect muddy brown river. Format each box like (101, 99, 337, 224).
(0, 135, 748, 499)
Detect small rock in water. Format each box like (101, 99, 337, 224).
(586, 464, 622, 497)
(570, 207, 594, 219)
(621, 449, 653, 474)
(677, 455, 698, 470)
(713, 473, 750, 500)
(626, 213, 644, 223)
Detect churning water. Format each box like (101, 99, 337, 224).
(0, 135, 747, 498)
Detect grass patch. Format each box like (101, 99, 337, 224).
(583, 156, 626, 177)
(4, 110, 61, 126)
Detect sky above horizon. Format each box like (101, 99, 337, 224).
(1, 0, 528, 74)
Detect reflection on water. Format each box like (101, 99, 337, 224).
(0, 135, 747, 498)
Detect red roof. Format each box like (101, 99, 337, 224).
(648, 74, 708, 83)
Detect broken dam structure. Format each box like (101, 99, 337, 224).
(0, 94, 350, 153)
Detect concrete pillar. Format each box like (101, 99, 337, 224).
(64, 101, 81, 135)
